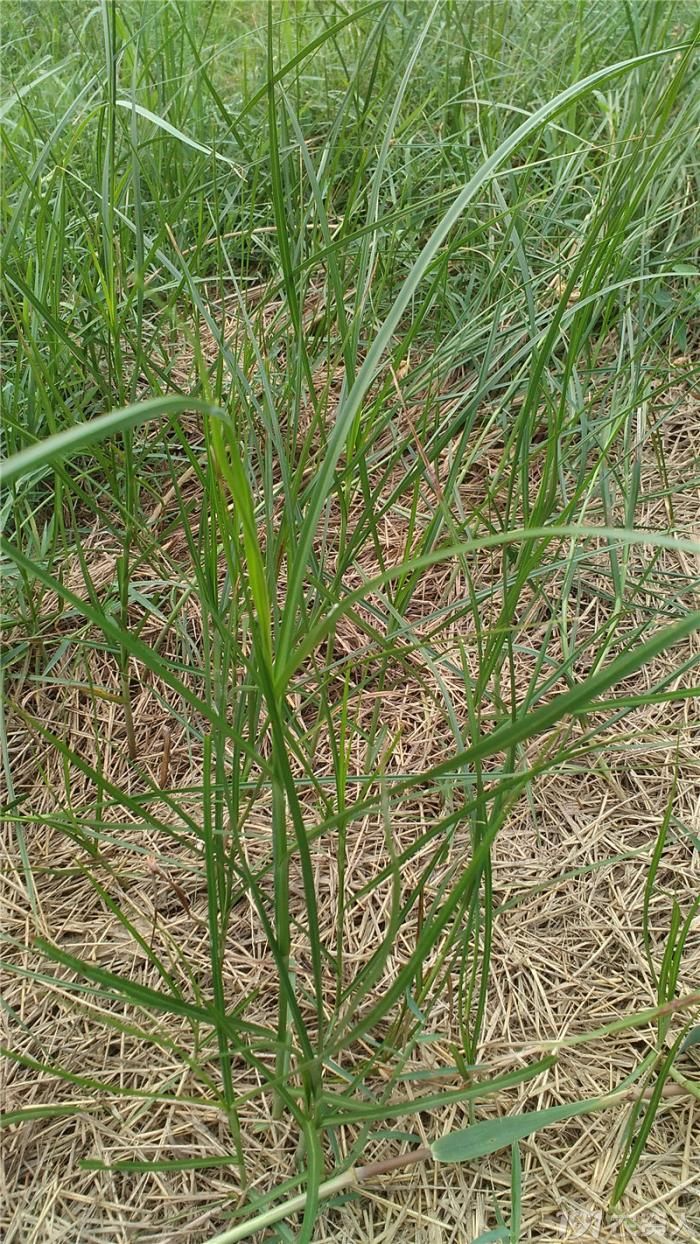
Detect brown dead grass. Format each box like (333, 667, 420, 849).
(2, 373, 699, 1243)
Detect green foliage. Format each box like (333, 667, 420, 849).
(1, 1, 699, 1238)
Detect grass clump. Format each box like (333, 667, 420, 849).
(1, 2, 699, 1241)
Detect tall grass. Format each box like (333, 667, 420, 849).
(2, 2, 699, 1239)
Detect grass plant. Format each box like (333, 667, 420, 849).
(2, 2, 699, 1240)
